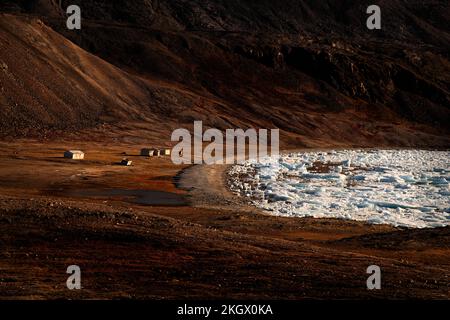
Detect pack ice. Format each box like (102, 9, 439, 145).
(228, 150, 450, 228)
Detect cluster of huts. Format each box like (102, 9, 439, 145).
(140, 148, 171, 157)
(63, 148, 172, 166)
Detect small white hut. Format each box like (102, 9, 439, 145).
(120, 158, 133, 166)
(141, 148, 160, 157)
(64, 150, 84, 160)
(160, 148, 171, 156)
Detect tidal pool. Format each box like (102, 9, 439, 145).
(65, 188, 187, 206)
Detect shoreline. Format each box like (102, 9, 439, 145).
(178, 149, 449, 230)
(0, 142, 448, 299)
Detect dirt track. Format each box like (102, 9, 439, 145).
(0, 141, 449, 299)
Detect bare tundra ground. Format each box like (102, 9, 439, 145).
(0, 141, 448, 299)
(1, 0, 449, 301)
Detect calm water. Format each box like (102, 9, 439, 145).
(65, 188, 187, 206)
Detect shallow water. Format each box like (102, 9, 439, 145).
(66, 188, 187, 206)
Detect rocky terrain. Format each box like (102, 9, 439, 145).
(0, 2, 449, 300)
(0, 0, 449, 147)
(0, 141, 448, 299)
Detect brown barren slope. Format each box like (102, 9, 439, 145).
(0, 1, 449, 300)
(0, 1, 449, 146)
(0, 14, 191, 139)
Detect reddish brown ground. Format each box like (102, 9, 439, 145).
(0, 3, 448, 301)
(0, 140, 448, 300)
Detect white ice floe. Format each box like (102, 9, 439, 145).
(228, 149, 450, 228)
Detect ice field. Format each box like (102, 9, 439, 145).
(228, 150, 450, 228)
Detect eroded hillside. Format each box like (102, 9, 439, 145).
(0, 1, 449, 147)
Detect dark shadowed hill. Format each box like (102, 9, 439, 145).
(4, 0, 449, 46)
(0, 1, 449, 147)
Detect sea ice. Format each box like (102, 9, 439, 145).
(228, 149, 450, 228)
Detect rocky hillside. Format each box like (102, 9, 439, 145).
(0, 1, 449, 146)
(4, 0, 449, 45)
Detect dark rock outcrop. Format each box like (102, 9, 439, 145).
(0, 1, 449, 146)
